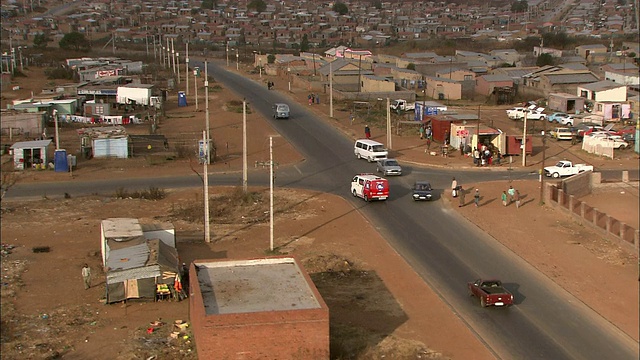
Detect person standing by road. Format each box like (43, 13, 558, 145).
(364, 125, 371, 139)
(82, 263, 92, 290)
(508, 185, 516, 204)
(515, 190, 521, 208)
(474, 189, 480, 207)
(501, 191, 508, 206)
(419, 124, 425, 139)
(451, 177, 458, 197)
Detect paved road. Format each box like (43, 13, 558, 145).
(7, 61, 639, 360)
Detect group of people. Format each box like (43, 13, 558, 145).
(471, 143, 502, 167)
(307, 93, 320, 105)
(419, 123, 433, 149)
(451, 178, 521, 209)
(501, 185, 521, 208)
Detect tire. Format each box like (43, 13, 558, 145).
(356, 153, 361, 160)
(376, 166, 380, 173)
(552, 172, 560, 178)
(480, 297, 487, 308)
(352, 190, 357, 197)
(367, 157, 373, 163)
(618, 145, 626, 150)
(364, 195, 369, 202)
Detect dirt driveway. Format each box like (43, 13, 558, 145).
(1, 65, 638, 359)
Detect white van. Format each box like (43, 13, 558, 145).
(272, 103, 290, 119)
(354, 139, 388, 162)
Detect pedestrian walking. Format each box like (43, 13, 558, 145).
(349, 112, 355, 125)
(419, 124, 425, 139)
(451, 177, 458, 197)
(82, 263, 92, 290)
(501, 191, 508, 206)
(508, 185, 516, 204)
(515, 190, 521, 208)
(364, 125, 371, 139)
(308, 94, 312, 105)
(458, 187, 465, 207)
(474, 189, 480, 207)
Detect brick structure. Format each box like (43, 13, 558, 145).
(189, 256, 329, 359)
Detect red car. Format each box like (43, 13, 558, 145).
(468, 279, 514, 307)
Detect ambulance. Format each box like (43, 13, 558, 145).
(350, 173, 389, 202)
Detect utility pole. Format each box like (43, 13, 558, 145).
(357, 54, 362, 93)
(145, 24, 149, 57)
(166, 37, 170, 69)
(236, 48, 239, 70)
(171, 38, 176, 75)
(176, 52, 180, 84)
(112, 32, 115, 54)
(386, 98, 392, 149)
(203, 130, 210, 243)
(205, 60, 211, 164)
(185, 43, 189, 95)
(539, 117, 547, 205)
(522, 110, 528, 166)
(329, 61, 333, 118)
(242, 99, 248, 192)
(269, 136, 274, 252)
(226, 41, 229, 67)
(194, 66, 199, 111)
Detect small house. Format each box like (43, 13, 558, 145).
(9, 139, 52, 170)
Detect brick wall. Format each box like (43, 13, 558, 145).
(189, 258, 330, 359)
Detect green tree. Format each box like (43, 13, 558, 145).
(267, 54, 276, 64)
(33, 33, 51, 48)
(406, 63, 416, 70)
(300, 34, 309, 52)
(202, 0, 215, 10)
(333, 2, 348, 15)
(59, 32, 91, 51)
(536, 53, 555, 66)
(511, 0, 528, 13)
(248, 0, 266, 13)
(373, 0, 382, 10)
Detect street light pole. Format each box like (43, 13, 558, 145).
(185, 43, 189, 95)
(242, 99, 248, 193)
(522, 110, 528, 166)
(205, 60, 211, 164)
(203, 130, 210, 243)
(226, 41, 229, 67)
(329, 61, 333, 118)
(269, 136, 274, 252)
(236, 48, 239, 70)
(539, 117, 547, 205)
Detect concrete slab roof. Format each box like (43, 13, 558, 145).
(196, 257, 321, 315)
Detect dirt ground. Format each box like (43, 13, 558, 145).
(1, 65, 638, 360)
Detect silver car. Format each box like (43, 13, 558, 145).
(376, 159, 402, 176)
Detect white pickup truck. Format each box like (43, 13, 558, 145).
(507, 107, 546, 121)
(390, 99, 415, 112)
(544, 160, 594, 178)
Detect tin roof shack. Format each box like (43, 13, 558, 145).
(190, 257, 329, 359)
(105, 238, 181, 304)
(78, 126, 129, 159)
(9, 139, 52, 170)
(548, 93, 585, 114)
(116, 84, 154, 106)
(100, 218, 177, 267)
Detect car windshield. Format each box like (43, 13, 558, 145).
(386, 160, 399, 166)
(277, 105, 289, 111)
(415, 183, 431, 190)
(371, 145, 385, 152)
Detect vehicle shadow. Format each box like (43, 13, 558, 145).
(502, 282, 525, 305)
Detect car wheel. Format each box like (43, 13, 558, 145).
(352, 190, 357, 197)
(480, 297, 487, 308)
(552, 172, 560, 178)
(364, 195, 369, 202)
(367, 157, 373, 163)
(356, 153, 361, 160)
(618, 145, 626, 149)
(539, 116, 545, 121)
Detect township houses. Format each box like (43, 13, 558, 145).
(577, 80, 630, 121)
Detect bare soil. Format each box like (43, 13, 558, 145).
(1, 65, 638, 360)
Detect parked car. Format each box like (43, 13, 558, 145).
(548, 112, 575, 126)
(594, 136, 629, 149)
(376, 159, 402, 176)
(550, 127, 574, 141)
(411, 181, 433, 201)
(468, 279, 514, 307)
